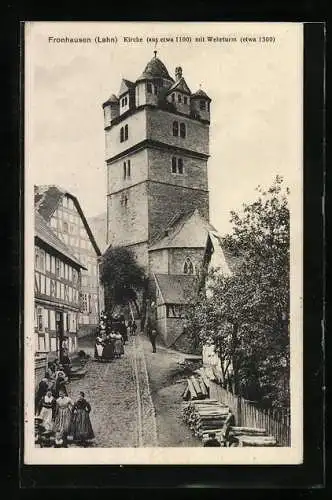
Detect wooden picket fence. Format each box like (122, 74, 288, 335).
(209, 382, 291, 447)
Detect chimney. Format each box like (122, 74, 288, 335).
(175, 66, 182, 81)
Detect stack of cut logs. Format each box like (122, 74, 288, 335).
(181, 372, 210, 401)
(182, 399, 230, 440)
(228, 427, 277, 447)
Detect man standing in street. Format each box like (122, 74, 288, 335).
(147, 318, 158, 353)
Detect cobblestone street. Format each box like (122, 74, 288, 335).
(66, 335, 157, 447)
(64, 334, 200, 448)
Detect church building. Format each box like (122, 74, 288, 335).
(103, 52, 216, 347)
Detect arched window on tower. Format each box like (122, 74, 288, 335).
(172, 121, 179, 137)
(171, 157, 177, 173)
(124, 124, 129, 140)
(183, 257, 194, 275)
(180, 123, 186, 138)
(120, 127, 124, 142)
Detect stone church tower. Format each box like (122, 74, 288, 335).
(103, 53, 215, 347)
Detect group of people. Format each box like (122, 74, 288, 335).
(35, 357, 94, 447)
(94, 312, 137, 362)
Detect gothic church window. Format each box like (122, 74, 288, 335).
(124, 124, 128, 140)
(180, 123, 186, 138)
(177, 158, 183, 174)
(178, 94, 182, 103)
(183, 257, 194, 275)
(172, 93, 175, 102)
(120, 127, 124, 142)
(172, 121, 179, 137)
(184, 96, 188, 104)
(147, 82, 152, 93)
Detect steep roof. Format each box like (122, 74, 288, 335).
(137, 56, 174, 82)
(149, 209, 216, 251)
(154, 274, 197, 305)
(119, 79, 135, 97)
(203, 230, 242, 275)
(191, 88, 211, 101)
(34, 185, 101, 256)
(102, 94, 119, 107)
(167, 77, 191, 95)
(35, 212, 87, 269)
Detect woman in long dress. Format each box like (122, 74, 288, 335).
(102, 333, 114, 362)
(54, 368, 68, 398)
(69, 391, 94, 446)
(38, 390, 56, 432)
(113, 332, 124, 358)
(95, 334, 104, 360)
(53, 389, 73, 437)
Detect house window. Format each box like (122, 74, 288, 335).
(184, 96, 188, 104)
(37, 307, 43, 332)
(120, 127, 124, 142)
(121, 96, 128, 107)
(171, 157, 177, 173)
(124, 124, 128, 140)
(81, 293, 90, 313)
(147, 82, 152, 93)
(172, 121, 179, 136)
(178, 94, 182, 103)
(200, 100, 206, 110)
(127, 159, 131, 178)
(51, 256, 56, 275)
(63, 221, 68, 233)
(46, 253, 50, 272)
(35, 248, 45, 272)
(180, 123, 186, 138)
(172, 93, 175, 102)
(55, 259, 60, 277)
(183, 257, 194, 274)
(177, 158, 183, 174)
(123, 162, 127, 179)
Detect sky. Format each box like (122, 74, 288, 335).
(26, 22, 303, 236)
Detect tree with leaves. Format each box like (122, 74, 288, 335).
(99, 246, 146, 315)
(187, 176, 290, 411)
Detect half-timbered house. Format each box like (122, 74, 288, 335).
(34, 211, 87, 357)
(35, 185, 103, 335)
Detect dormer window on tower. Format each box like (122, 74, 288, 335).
(121, 95, 128, 107)
(200, 100, 206, 110)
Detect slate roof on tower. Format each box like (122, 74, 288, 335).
(118, 79, 135, 97)
(191, 88, 211, 101)
(137, 56, 174, 82)
(149, 209, 216, 251)
(167, 77, 191, 95)
(34, 185, 101, 256)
